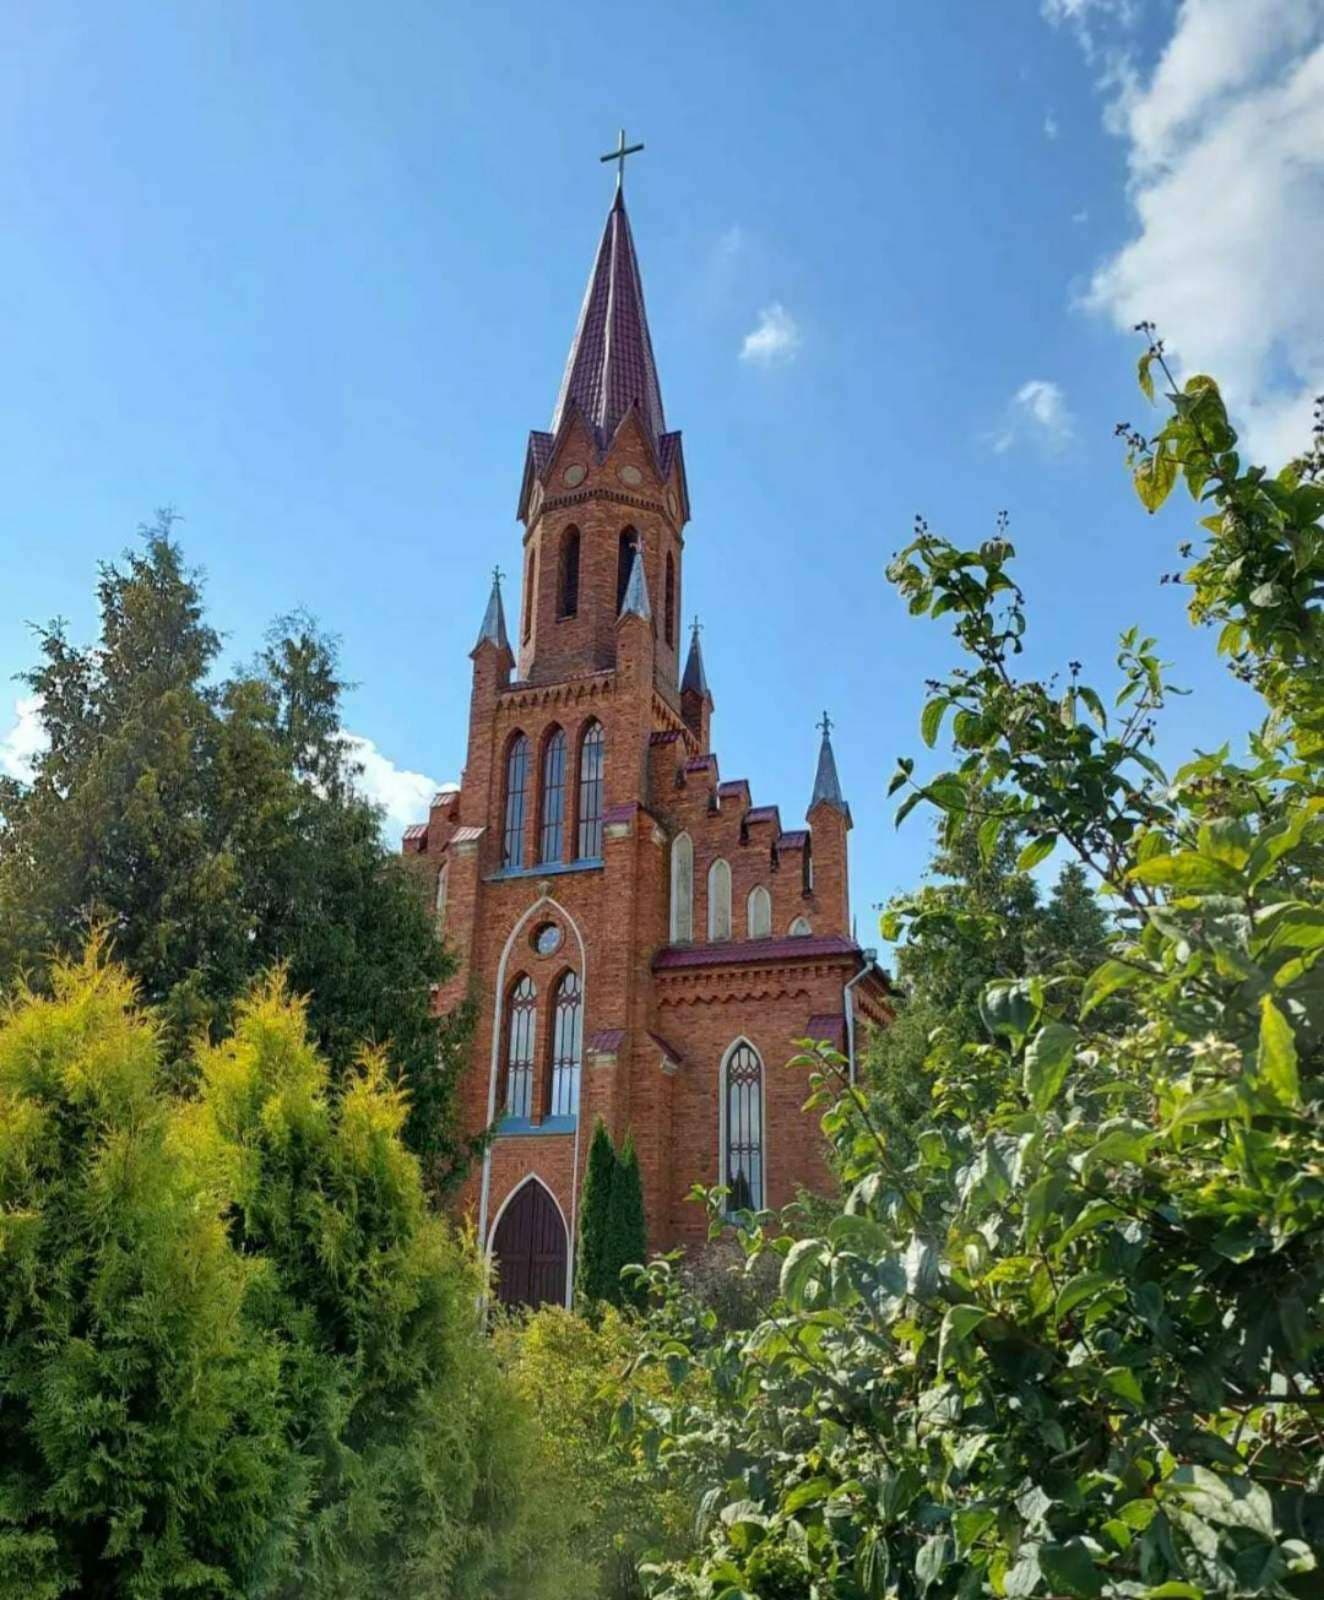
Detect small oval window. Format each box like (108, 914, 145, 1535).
(532, 922, 563, 957)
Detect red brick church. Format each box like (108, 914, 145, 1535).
(402, 161, 891, 1307)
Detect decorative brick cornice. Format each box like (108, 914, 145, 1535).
(496, 671, 615, 714)
(529, 485, 685, 540)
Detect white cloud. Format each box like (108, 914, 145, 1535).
(1042, 0, 1140, 60)
(1044, 109, 1061, 138)
(991, 379, 1076, 454)
(341, 731, 445, 837)
(1064, 0, 1324, 465)
(0, 696, 45, 782)
(739, 303, 802, 366)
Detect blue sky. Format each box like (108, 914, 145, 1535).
(1, 1, 1321, 927)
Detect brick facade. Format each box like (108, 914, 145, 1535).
(402, 188, 891, 1306)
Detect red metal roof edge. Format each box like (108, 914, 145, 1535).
(652, 933, 861, 971)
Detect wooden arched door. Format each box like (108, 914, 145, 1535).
(492, 1180, 568, 1309)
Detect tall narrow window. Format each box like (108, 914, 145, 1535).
(522, 547, 535, 642)
(539, 727, 566, 863)
(503, 733, 530, 868)
(548, 971, 582, 1117)
(747, 885, 772, 938)
(616, 528, 637, 614)
(670, 831, 694, 942)
(504, 975, 538, 1119)
(559, 527, 580, 618)
(576, 721, 605, 859)
(724, 1041, 764, 1211)
(435, 862, 449, 928)
(664, 552, 675, 646)
(708, 858, 732, 941)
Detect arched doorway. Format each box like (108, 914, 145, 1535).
(491, 1179, 568, 1308)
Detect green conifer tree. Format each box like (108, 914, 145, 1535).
(606, 1132, 648, 1309)
(575, 1116, 616, 1306)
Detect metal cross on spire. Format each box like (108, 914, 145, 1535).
(600, 127, 644, 190)
(690, 615, 703, 637)
(818, 710, 833, 737)
(492, 564, 505, 587)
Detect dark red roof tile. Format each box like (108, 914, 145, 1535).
(653, 934, 860, 971)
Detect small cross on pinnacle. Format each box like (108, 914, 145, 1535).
(818, 710, 833, 737)
(690, 615, 703, 637)
(600, 127, 644, 190)
(492, 565, 505, 588)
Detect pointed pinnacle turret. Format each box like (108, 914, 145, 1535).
(473, 566, 510, 652)
(551, 188, 666, 452)
(618, 543, 651, 622)
(809, 711, 850, 819)
(682, 616, 709, 697)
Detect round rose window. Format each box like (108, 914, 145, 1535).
(532, 922, 563, 957)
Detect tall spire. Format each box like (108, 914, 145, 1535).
(681, 617, 709, 697)
(809, 711, 849, 818)
(618, 542, 651, 621)
(474, 566, 510, 652)
(551, 189, 666, 452)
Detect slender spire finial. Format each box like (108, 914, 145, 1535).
(682, 614, 709, 697)
(600, 127, 644, 191)
(474, 566, 511, 653)
(817, 709, 833, 737)
(618, 539, 651, 621)
(809, 710, 849, 818)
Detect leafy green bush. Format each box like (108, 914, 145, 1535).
(0, 948, 544, 1598)
(624, 359, 1324, 1598)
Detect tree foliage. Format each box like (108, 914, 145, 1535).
(0, 518, 474, 1190)
(0, 946, 542, 1599)
(621, 358, 1324, 1599)
(578, 1121, 650, 1312)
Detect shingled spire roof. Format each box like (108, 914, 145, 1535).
(618, 543, 651, 621)
(473, 569, 510, 653)
(681, 618, 709, 697)
(552, 189, 666, 450)
(809, 714, 850, 821)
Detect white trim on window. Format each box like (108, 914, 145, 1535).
(707, 857, 732, 941)
(789, 915, 812, 936)
(670, 831, 694, 942)
(746, 884, 772, 938)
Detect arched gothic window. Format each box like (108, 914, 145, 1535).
(504, 975, 537, 1119)
(522, 547, 535, 643)
(708, 858, 732, 941)
(503, 734, 530, 868)
(576, 721, 605, 859)
(670, 831, 694, 942)
(559, 526, 580, 619)
(548, 971, 582, 1118)
(789, 915, 812, 937)
(723, 1041, 764, 1212)
(435, 862, 449, 928)
(664, 552, 675, 646)
(747, 885, 772, 939)
(616, 528, 637, 614)
(539, 727, 567, 863)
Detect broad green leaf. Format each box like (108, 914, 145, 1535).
(1129, 852, 1243, 893)
(937, 1304, 988, 1371)
(980, 979, 1037, 1044)
(779, 1238, 824, 1309)
(1197, 815, 1251, 868)
(1138, 349, 1156, 403)
(1080, 957, 1144, 1018)
(1038, 1541, 1104, 1599)
(1247, 806, 1315, 887)
(1054, 1197, 1123, 1250)
(916, 1534, 950, 1594)
(1016, 835, 1056, 872)
(1102, 1365, 1145, 1406)
(782, 1475, 834, 1513)
(978, 812, 1005, 865)
(1166, 1466, 1275, 1539)
(921, 697, 950, 748)
(1256, 995, 1299, 1108)
(954, 1506, 997, 1555)
(1144, 1585, 1203, 1599)
(1056, 1270, 1114, 1319)
(1023, 1022, 1077, 1113)
(1134, 449, 1178, 513)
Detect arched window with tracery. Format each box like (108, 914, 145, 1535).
(670, 831, 693, 942)
(539, 727, 566, 863)
(747, 885, 772, 938)
(789, 915, 812, 937)
(708, 858, 732, 941)
(616, 528, 637, 614)
(576, 721, 605, 859)
(723, 1041, 764, 1212)
(559, 526, 580, 619)
(503, 733, 530, 868)
(664, 552, 675, 646)
(503, 975, 537, 1119)
(548, 971, 582, 1118)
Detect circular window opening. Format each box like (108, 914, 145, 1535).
(531, 922, 563, 957)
